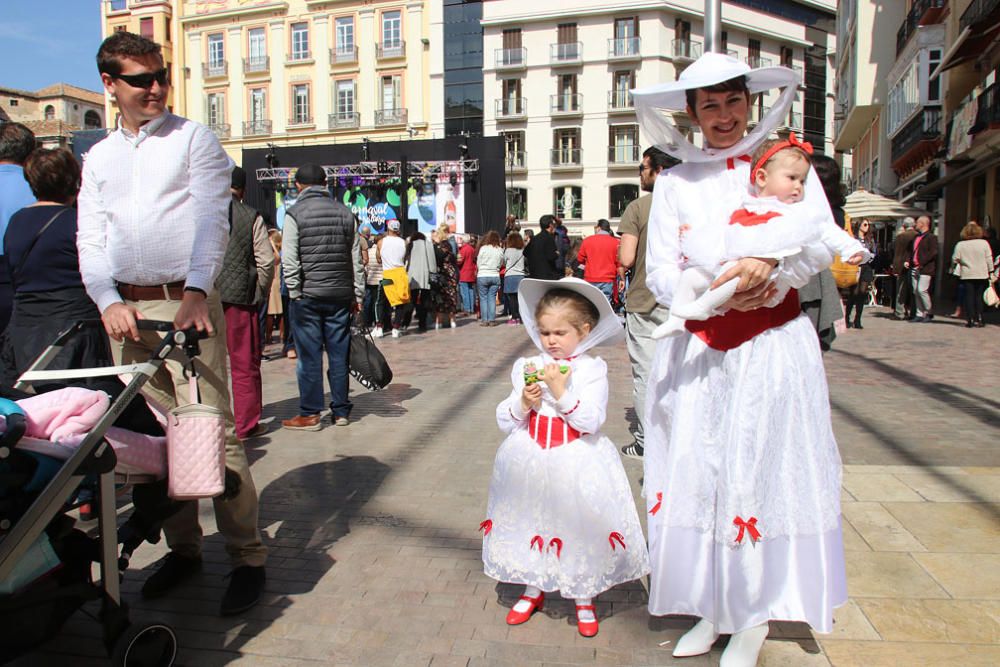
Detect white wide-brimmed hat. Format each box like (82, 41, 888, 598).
(632, 52, 799, 164)
(518, 277, 624, 356)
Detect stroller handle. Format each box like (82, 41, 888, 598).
(136, 320, 209, 341)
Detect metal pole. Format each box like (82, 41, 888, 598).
(704, 0, 722, 54)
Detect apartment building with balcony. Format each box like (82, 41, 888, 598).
(102, 0, 178, 124)
(104, 0, 433, 162)
(482, 0, 835, 232)
(919, 0, 1000, 265)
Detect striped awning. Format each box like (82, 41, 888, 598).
(843, 189, 929, 221)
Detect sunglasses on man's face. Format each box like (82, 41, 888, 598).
(113, 68, 170, 89)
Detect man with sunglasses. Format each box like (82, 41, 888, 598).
(77, 32, 267, 616)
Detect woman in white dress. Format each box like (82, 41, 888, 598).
(481, 278, 649, 638)
(632, 53, 867, 666)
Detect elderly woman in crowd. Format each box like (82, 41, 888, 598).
(1, 148, 112, 383)
(951, 221, 995, 328)
(430, 229, 459, 329)
(405, 230, 437, 333)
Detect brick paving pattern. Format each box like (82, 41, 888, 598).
(12, 306, 1000, 666)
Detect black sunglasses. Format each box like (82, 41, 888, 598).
(113, 68, 169, 89)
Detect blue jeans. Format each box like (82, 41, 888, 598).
(477, 276, 500, 322)
(591, 281, 614, 303)
(459, 281, 476, 313)
(291, 297, 353, 418)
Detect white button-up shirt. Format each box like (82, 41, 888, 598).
(77, 113, 234, 313)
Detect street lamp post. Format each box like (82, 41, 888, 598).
(704, 0, 722, 54)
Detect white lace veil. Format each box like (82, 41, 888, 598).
(518, 278, 625, 357)
(632, 52, 800, 163)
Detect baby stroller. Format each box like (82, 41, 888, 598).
(0, 320, 212, 666)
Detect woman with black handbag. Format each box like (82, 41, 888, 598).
(2, 148, 112, 386)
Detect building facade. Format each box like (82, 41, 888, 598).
(481, 0, 836, 233)
(104, 0, 435, 163)
(0, 84, 105, 148)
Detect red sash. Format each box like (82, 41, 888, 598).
(528, 412, 582, 449)
(729, 208, 781, 227)
(685, 289, 800, 351)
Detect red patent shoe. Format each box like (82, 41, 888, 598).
(506, 592, 544, 625)
(575, 604, 599, 637)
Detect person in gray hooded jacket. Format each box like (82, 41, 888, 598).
(280, 163, 364, 431)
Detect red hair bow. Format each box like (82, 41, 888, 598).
(750, 132, 814, 185)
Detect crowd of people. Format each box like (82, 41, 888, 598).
(3, 29, 999, 667)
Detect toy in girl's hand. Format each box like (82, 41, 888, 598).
(523, 361, 569, 385)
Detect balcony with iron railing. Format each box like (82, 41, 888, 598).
(496, 98, 527, 119)
(377, 41, 405, 59)
(243, 57, 269, 74)
(287, 116, 314, 127)
(329, 112, 360, 130)
(608, 90, 634, 112)
(891, 107, 943, 163)
(209, 123, 230, 140)
(203, 61, 227, 78)
(375, 108, 407, 126)
(746, 56, 773, 69)
(287, 50, 312, 64)
(608, 144, 641, 165)
(495, 47, 527, 70)
(608, 37, 641, 60)
(961, 0, 998, 30)
(975, 80, 1000, 131)
(672, 39, 701, 61)
(330, 46, 359, 65)
(897, 0, 947, 55)
(506, 150, 527, 171)
(551, 42, 583, 65)
(551, 148, 582, 168)
(242, 120, 272, 136)
(550, 93, 583, 115)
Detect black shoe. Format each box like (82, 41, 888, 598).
(966, 322, 975, 328)
(853, 321, 863, 330)
(141, 553, 202, 599)
(220, 565, 266, 616)
(845, 321, 853, 329)
(621, 442, 644, 460)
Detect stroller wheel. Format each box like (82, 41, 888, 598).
(111, 622, 177, 667)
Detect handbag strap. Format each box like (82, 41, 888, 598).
(185, 359, 202, 404)
(12, 207, 68, 284)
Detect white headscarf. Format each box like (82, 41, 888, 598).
(517, 278, 624, 357)
(632, 52, 799, 163)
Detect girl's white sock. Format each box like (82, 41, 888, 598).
(575, 598, 595, 622)
(511, 585, 543, 613)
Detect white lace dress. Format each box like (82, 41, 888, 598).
(642, 159, 865, 634)
(482, 354, 650, 599)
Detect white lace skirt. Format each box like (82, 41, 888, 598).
(482, 430, 650, 599)
(644, 314, 847, 632)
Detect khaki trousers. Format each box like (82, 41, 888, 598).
(625, 305, 670, 446)
(112, 291, 266, 567)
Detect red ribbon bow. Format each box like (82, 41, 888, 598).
(478, 519, 492, 536)
(733, 516, 761, 544)
(530, 535, 544, 552)
(787, 132, 813, 155)
(726, 154, 752, 170)
(547, 537, 563, 559)
(608, 532, 626, 551)
(649, 492, 663, 516)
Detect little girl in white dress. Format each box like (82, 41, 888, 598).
(653, 134, 865, 339)
(481, 278, 649, 638)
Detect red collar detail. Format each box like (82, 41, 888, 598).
(726, 155, 752, 170)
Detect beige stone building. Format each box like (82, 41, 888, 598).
(0, 84, 105, 148)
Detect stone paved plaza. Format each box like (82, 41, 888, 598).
(15, 305, 1000, 666)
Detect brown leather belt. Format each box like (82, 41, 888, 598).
(117, 281, 185, 301)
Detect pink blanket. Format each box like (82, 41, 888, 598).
(18, 387, 110, 442)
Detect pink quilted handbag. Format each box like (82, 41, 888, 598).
(166, 371, 226, 499)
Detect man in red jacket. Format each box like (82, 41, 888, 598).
(576, 219, 620, 302)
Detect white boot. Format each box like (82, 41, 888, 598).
(719, 623, 769, 667)
(673, 618, 719, 657)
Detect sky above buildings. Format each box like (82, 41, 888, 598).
(1, 1, 104, 93)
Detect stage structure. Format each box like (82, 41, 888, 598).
(242, 136, 505, 236)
